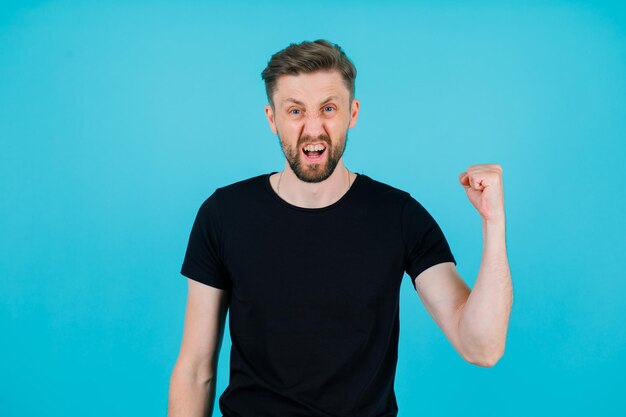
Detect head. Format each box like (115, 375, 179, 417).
(261, 40, 360, 183)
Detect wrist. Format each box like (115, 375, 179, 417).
(482, 216, 506, 239)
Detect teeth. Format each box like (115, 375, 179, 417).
(303, 144, 326, 152)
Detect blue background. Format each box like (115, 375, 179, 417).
(1, 1, 625, 416)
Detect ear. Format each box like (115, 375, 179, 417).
(265, 104, 278, 134)
(348, 98, 360, 129)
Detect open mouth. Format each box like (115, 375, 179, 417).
(302, 143, 327, 161)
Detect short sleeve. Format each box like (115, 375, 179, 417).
(402, 194, 456, 289)
(180, 190, 233, 290)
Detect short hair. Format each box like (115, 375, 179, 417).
(261, 39, 357, 108)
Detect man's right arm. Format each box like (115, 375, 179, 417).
(168, 278, 230, 417)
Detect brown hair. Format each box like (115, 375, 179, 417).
(261, 39, 357, 108)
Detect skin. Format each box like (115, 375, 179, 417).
(168, 69, 513, 417)
(416, 165, 512, 367)
(168, 281, 229, 417)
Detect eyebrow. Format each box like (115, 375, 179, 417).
(282, 95, 340, 107)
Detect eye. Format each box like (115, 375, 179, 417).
(323, 106, 335, 112)
(289, 108, 301, 115)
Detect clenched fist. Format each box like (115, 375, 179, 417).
(459, 164, 505, 223)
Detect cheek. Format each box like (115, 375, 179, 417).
(329, 121, 348, 136)
(280, 121, 303, 140)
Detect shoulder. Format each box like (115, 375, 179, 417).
(357, 173, 412, 204)
(200, 173, 269, 207)
(189, 174, 269, 222)
(356, 174, 439, 224)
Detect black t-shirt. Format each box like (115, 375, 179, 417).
(181, 172, 456, 417)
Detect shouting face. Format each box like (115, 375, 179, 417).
(265, 70, 360, 183)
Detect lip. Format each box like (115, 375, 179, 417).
(300, 141, 328, 150)
(301, 142, 328, 163)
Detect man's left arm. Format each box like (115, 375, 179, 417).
(414, 164, 513, 367)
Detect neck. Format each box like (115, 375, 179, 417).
(275, 161, 354, 209)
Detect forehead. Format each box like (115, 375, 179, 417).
(274, 70, 349, 105)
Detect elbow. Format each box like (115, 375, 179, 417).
(462, 345, 505, 368)
(467, 354, 501, 368)
(171, 359, 216, 386)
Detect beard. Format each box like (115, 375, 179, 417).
(278, 130, 349, 183)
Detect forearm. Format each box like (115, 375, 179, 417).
(168, 365, 216, 417)
(459, 218, 513, 366)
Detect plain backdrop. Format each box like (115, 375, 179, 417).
(1, 1, 625, 416)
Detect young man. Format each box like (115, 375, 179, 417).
(168, 40, 512, 417)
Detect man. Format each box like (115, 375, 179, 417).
(168, 39, 512, 417)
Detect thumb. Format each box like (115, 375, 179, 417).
(459, 172, 470, 187)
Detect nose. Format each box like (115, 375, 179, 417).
(301, 112, 327, 139)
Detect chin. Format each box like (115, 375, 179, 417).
(296, 164, 337, 183)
